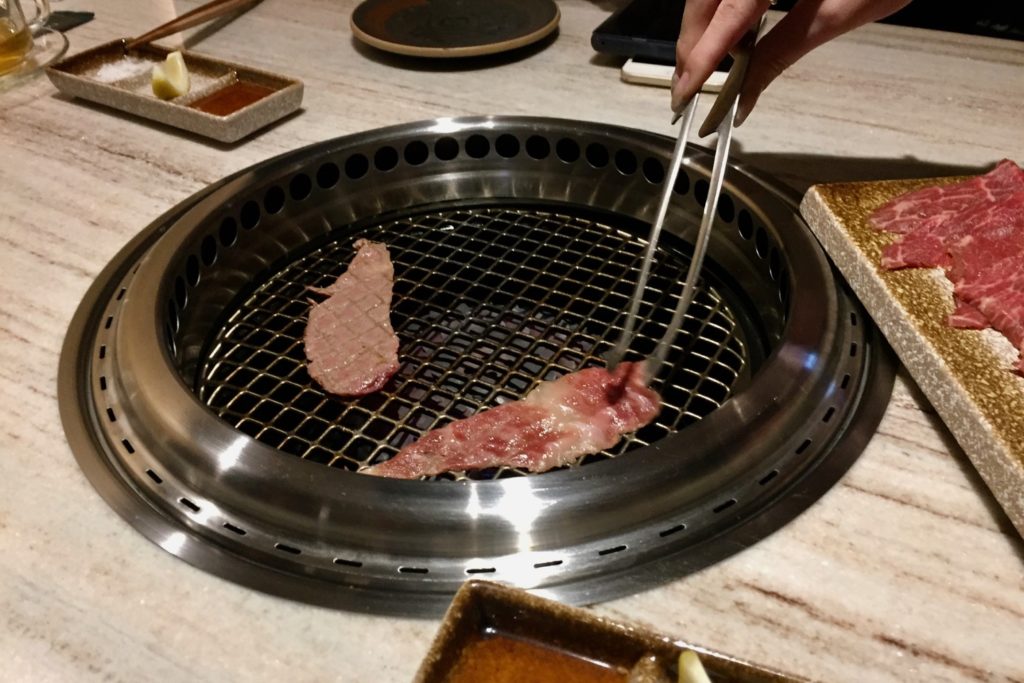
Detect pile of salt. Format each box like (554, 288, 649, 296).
(92, 57, 152, 84)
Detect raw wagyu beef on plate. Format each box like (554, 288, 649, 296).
(871, 160, 1024, 372)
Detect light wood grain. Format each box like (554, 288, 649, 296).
(1, 2, 1023, 682)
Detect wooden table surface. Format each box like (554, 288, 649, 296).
(1, 1, 1022, 681)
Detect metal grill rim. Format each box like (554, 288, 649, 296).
(57, 117, 895, 617)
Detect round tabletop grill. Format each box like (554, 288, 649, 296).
(60, 117, 894, 616)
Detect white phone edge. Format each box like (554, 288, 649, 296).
(620, 58, 725, 93)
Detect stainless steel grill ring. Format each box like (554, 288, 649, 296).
(59, 117, 894, 616)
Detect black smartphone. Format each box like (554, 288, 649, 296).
(591, 0, 731, 69)
(46, 11, 95, 33)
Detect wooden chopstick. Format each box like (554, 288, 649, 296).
(125, 0, 261, 51)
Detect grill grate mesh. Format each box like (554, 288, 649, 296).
(197, 207, 747, 480)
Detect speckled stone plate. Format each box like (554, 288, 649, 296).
(416, 580, 803, 682)
(350, 0, 560, 58)
(46, 40, 303, 144)
(801, 177, 1024, 537)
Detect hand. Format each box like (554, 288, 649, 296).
(671, 0, 913, 125)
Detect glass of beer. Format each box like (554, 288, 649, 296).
(0, 0, 50, 75)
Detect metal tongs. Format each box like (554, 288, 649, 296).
(606, 17, 765, 378)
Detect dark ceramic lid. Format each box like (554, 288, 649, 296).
(351, 0, 560, 58)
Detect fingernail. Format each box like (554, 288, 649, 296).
(735, 99, 752, 127)
(733, 93, 757, 125)
(671, 71, 689, 113)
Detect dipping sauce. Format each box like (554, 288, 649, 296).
(189, 80, 275, 116)
(446, 633, 626, 683)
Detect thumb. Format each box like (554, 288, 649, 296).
(735, 39, 795, 126)
(735, 0, 914, 126)
(733, 6, 818, 126)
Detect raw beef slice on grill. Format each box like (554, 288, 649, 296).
(304, 239, 399, 396)
(870, 159, 1024, 236)
(363, 361, 661, 479)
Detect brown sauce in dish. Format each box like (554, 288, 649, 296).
(189, 81, 275, 116)
(446, 633, 626, 683)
